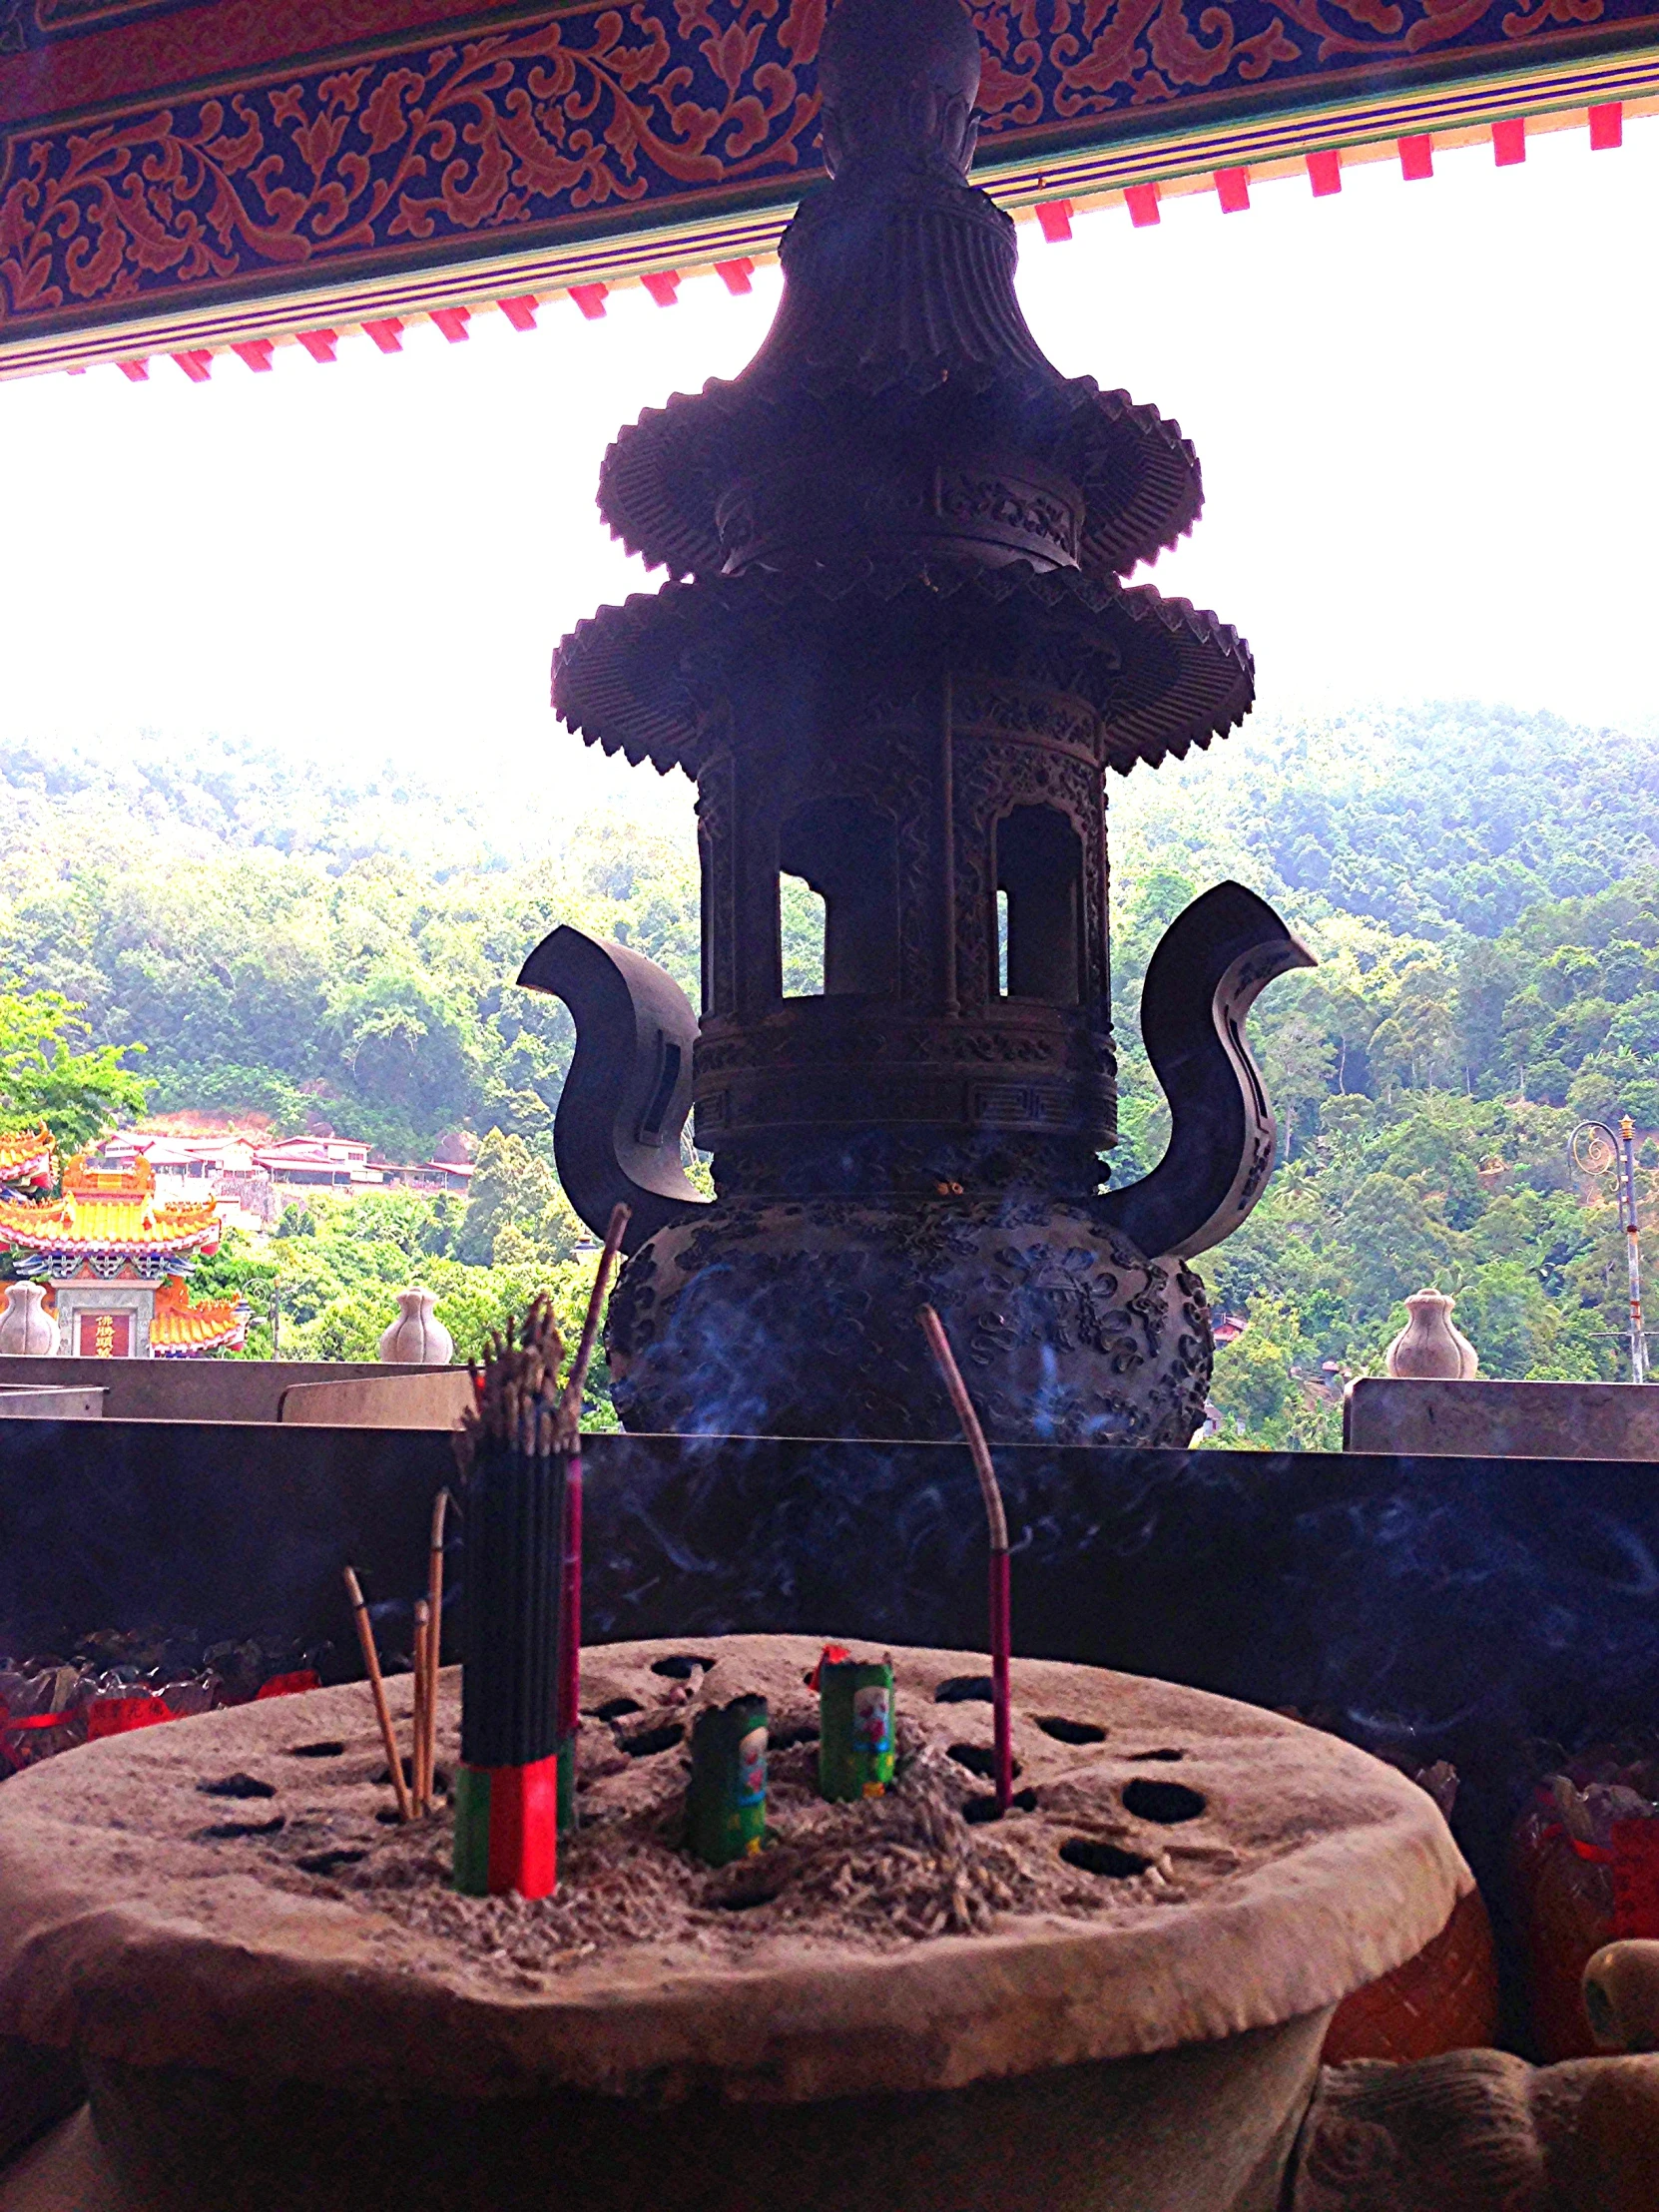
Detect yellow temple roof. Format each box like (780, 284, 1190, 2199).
(150, 1277, 248, 1358)
(0, 1124, 56, 1193)
(0, 1154, 222, 1258)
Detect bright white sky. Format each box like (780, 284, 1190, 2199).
(1, 113, 1655, 820)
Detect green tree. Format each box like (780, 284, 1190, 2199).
(457, 1128, 582, 1268)
(0, 987, 146, 1160)
(191, 1228, 278, 1360)
(1204, 1296, 1342, 1452)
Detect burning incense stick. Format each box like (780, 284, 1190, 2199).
(343, 1566, 413, 1824)
(411, 1599, 431, 1814)
(918, 1306, 1013, 1817)
(561, 1202, 631, 1431)
(555, 1203, 630, 1835)
(454, 1298, 567, 1898)
(419, 1487, 449, 1816)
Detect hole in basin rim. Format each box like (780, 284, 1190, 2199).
(198, 1772, 276, 1799)
(591, 1697, 644, 1722)
(285, 1741, 345, 1758)
(1127, 1748, 1186, 1762)
(948, 1743, 1022, 1781)
(1034, 1716, 1107, 1746)
(934, 1676, 995, 1705)
(369, 1760, 448, 1796)
(620, 1721, 686, 1757)
(651, 1655, 717, 1680)
(963, 1788, 1039, 1823)
(1122, 1778, 1207, 1824)
(197, 1816, 285, 1841)
(768, 1717, 821, 1748)
(1059, 1836, 1152, 1879)
(295, 1847, 368, 1876)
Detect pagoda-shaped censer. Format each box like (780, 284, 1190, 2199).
(532, 0, 1311, 1446)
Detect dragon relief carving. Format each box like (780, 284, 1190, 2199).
(694, 754, 738, 1017)
(951, 685, 1100, 756)
(606, 1192, 1213, 1445)
(932, 471, 1083, 558)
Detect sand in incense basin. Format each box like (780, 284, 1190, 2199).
(0, 1637, 1468, 2212)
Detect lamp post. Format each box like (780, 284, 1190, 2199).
(1570, 1114, 1648, 1382)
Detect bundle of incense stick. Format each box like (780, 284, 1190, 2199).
(556, 1202, 630, 1836)
(453, 1296, 569, 1899)
(919, 1306, 1013, 1817)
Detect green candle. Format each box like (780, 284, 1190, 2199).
(686, 1694, 769, 1866)
(818, 1656, 895, 1802)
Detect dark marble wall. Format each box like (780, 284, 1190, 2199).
(2, 1420, 1652, 1750)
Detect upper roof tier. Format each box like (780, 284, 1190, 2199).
(596, 0, 1202, 585)
(0, 1155, 223, 1266)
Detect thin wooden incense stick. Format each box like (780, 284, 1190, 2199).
(918, 1306, 1013, 1817)
(420, 1487, 449, 1816)
(343, 1566, 413, 1824)
(556, 1202, 630, 1835)
(562, 1201, 631, 1425)
(411, 1599, 431, 1815)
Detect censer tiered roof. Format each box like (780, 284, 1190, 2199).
(555, 0, 1252, 779)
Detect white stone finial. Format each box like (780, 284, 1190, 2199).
(378, 1288, 454, 1366)
(0, 1281, 59, 1357)
(1384, 1288, 1478, 1381)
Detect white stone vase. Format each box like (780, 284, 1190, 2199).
(0, 1282, 59, 1357)
(1384, 1288, 1478, 1381)
(378, 1289, 453, 1366)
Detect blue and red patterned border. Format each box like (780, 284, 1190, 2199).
(2, 0, 1658, 364)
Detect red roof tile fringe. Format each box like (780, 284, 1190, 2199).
(0, 1125, 56, 1194)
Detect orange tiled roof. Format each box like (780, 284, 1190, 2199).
(150, 1277, 248, 1358)
(0, 1154, 222, 1258)
(0, 1123, 56, 1192)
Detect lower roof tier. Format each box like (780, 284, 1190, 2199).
(553, 558, 1253, 781)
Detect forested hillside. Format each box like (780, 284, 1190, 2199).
(3, 702, 1655, 1435)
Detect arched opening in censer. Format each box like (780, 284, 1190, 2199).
(778, 798, 899, 1000)
(994, 805, 1084, 1007)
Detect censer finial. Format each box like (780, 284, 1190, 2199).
(817, 0, 982, 184)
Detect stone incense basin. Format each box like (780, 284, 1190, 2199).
(0, 1637, 1466, 2212)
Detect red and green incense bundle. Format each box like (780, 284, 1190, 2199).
(454, 1299, 571, 1899)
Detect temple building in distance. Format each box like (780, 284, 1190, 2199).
(0, 1139, 248, 1359)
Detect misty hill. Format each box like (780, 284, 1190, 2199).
(4, 700, 1658, 1428)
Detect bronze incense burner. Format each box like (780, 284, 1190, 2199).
(533, 0, 1310, 1443)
